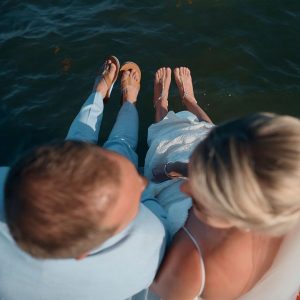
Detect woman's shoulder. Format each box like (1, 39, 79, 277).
(203, 229, 283, 299)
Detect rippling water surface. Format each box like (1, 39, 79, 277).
(1, 0, 299, 164)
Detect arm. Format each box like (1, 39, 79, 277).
(141, 184, 171, 243)
(152, 161, 188, 182)
(151, 229, 203, 300)
(152, 210, 258, 300)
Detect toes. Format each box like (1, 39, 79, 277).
(163, 67, 168, 76)
(157, 69, 161, 82)
(155, 68, 162, 81)
(180, 67, 185, 77)
(166, 67, 171, 78)
(131, 70, 140, 81)
(109, 62, 116, 73)
(155, 71, 160, 82)
(132, 70, 138, 81)
(156, 68, 167, 80)
(122, 70, 130, 80)
(174, 67, 191, 80)
(174, 67, 179, 80)
(158, 68, 163, 78)
(184, 67, 190, 76)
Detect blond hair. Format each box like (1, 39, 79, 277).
(190, 113, 300, 235)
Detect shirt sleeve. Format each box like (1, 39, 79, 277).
(141, 185, 171, 245)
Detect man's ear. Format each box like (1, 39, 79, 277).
(76, 253, 88, 260)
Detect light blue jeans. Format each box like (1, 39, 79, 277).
(66, 92, 138, 167)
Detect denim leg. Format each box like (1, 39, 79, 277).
(66, 92, 104, 143)
(103, 102, 139, 167)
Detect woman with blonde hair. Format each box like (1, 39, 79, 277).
(144, 67, 300, 299)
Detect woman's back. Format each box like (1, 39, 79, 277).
(153, 211, 284, 299)
(187, 212, 283, 299)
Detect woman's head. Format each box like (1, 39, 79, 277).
(188, 113, 300, 235)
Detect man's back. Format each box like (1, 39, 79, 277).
(0, 167, 167, 300)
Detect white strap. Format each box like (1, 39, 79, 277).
(183, 226, 206, 297)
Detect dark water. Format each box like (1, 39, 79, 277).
(1, 0, 300, 165)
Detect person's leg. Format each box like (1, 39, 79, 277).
(66, 59, 118, 143)
(153, 67, 171, 123)
(174, 67, 212, 124)
(103, 69, 141, 168)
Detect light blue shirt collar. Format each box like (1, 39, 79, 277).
(88, 213, 137, 256)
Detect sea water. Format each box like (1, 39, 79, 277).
(1, 0, 299, 165)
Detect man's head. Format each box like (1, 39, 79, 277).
(5, 141, 146, 258)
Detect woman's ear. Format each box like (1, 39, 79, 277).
(180, 180, 193, 197)
(205, 216, 235, 229)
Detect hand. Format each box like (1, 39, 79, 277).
(152, 161, 188, 183)
(152, 163, 170, 183)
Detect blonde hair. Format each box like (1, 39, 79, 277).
(190, 113, 300, 235)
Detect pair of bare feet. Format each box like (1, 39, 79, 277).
(154, 67, 198, 122)
(95, 59, 140, 104)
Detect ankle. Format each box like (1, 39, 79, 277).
(155, 105, 168, 122)
(122, 94, 137, 104)
(122, 86, 139, 104)
(96, 80, 109, 98)
(182, 96, 197, 106)
(154, 98, 168, 109)
(123, 99, 137, 105)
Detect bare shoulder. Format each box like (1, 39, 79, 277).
(202, 230, 253, 298)
(203, 230, 282, 299)
(151, 228, 203, 300)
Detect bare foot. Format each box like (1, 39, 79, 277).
(153, 67, 171, 108)
(174, 67, 197, 105)
(153, 67, 171, 122)
(174, 67, 212, 123)
(121, 70, 140, 104)
(94, 59, 117, 98)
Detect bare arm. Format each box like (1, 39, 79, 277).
(150, 229, 203, 300)
(151, 216, 258, 300)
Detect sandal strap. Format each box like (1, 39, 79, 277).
(102, 62, 113, 88)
